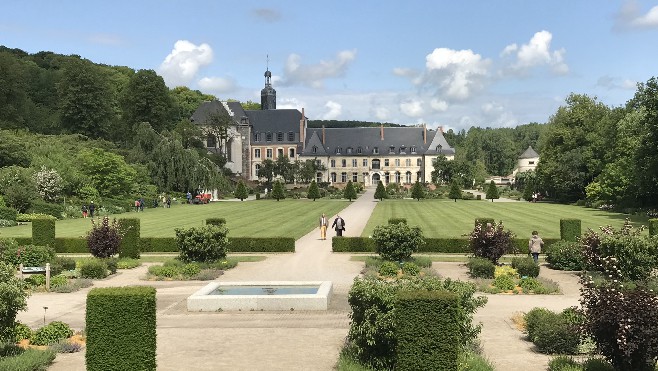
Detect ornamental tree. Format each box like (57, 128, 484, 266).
(344, 181, 357, 201)
(374, 181, 388, 201)
(307, 180, 321, 201)
(448, 179, 462, 202)
(372, 222, 425, 262)
(87, 216, 123, 258)
(410, 181, 425, 201)
(234, 180, 248, 201)
(485, 180, 499, 202)
(272, 180, 285, 201)
(467, 221, 515, 264)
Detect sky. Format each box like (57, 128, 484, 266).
(1, 1, 658, 132)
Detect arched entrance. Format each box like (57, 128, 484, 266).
(372, 173, 381, 184)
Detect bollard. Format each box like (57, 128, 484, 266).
(46, 263, 51, 291)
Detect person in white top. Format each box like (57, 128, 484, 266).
(319, 213, 328, 240)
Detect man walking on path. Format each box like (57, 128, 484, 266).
(332, 215, 345, 237)
(319, 213, 328, 240)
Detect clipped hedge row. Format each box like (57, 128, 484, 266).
(86, 286, 157, 371)
(141, 238, 178, 253)
(560, 219, 581, 242)
(32, 218, 55, 247)
(118, 218, 140, 259)
(333, 237, 560, 254)
(227, 237, 295, 252)
(395, 290, 460, 371)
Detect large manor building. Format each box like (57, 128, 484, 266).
(191, 68, 455, 186)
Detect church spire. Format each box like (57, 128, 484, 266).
(261, 55, 276, 110)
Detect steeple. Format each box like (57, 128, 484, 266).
(260, 55, 276, 110)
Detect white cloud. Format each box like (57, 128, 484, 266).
(393, 67, 418, 78)
(159, 40, 213, 87)
(281, 50, 357, 88)
(502, 31, 568, 75)
(430, 99, 448, 112)
(197, 76, 236, 94)
(320, 101, 342, 120)
(277, 97, 306, 110)
(400, 100, 424, 117)
(596, 75, 637, 90)
(372, 106, 390, 121)
(423, 48, 491, 100)
(615, 1, 658, 30)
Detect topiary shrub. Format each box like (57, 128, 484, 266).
(511, 256, 540, 278)
(87, 216, 122, 258)
(466, 257, 495, 279)
(118, 218, 140, 259)
(546, 241, 584, 271)
(176, 224, 229, 263)
(31, 321, 73, 346)
(79, 260, 108, 279)
(372, 222, 424, 262)
(525, 307, 579, 354)
(560, 219, 582, 242)
(378, 261, 399, 277)
(467, 221, 515, 264)
(86, 286, 156, 371)
(31, 218, 55, 247)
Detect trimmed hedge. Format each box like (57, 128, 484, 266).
(32, 218, 55, 247)
(333, 237, 560, 254)
(227, 237, 295, 252)
(0, 206, 18, 222)
(206, 218, 226, 226)
(141, 238, 178, 253)
(86, 286, 157, 371)
(395, 290, 460, 371)
(560, 219, 581, 242)
(650, 219, 658, 236)
(118, 218, 140, 259)
(475, 218, 494, 227)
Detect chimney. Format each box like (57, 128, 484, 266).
(439, 125, 444, 134)
(380, 124, 384, 140)
(322, 125, 325, 145)
(300, 108, 305, 150)
(423, 123, 427, 144)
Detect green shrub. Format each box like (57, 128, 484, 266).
(0, 348, 56, 371)
(466, 257, 495, 279)
(31, 321, 73, 346)
(372, 223, 424, 262)
(475, 218, 494, 227)
(227, 237, 295, 252)
(49, 274, 68, 288)
(560, 219, 582, 242)
(597, 234, 658, 281)
(14, 322, 32, 342)
(86, 286, 156, 371)
(79, 260, 108, 279)
(402, 262, 420, 276)
(519, 277, 542, 292)
(548, 356, 579, 371)
(176, 224, 229, 263)
(51, 278, 93, 293)
(118, 218, 140, 259)
(206, 218, 226, 226)
(117, 258, 141, 269)
(467, 221, 515, 264)
(25, 274, 46, 287)
(492, 275, 516, 291)
(15, 213, 55, 222)
(511, 256, 540, 278)
(53, 238, 87, 253)
(388, 218, 407, 225)
(86, 217, 122, 258)
(546, 241, 584, 271)
(458, 351, 495, 371)
(525, 307, 553, 342)
(103, 257, 118, 274)
(378, 261, 399, 277)
(649, 219, 658, 237)
(181, 263, 201, 277)
(31, 218, 55, 247)
(1, 243, 54, 267)
(395, 290, 460, 371)
(147, 265, 178, 278)
(140, 237, 178, 252)
(50, 256, 76, 276)
(27, 200, 64, 219)
(581, 358, 614, 371)
(525, 308, 579, 354)
(0, 206, 18, 222)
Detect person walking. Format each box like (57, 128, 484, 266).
(529, 230, 544, 263)
(81, 204, 88, 218)
(332, 215, 346, 237)
(88, 201, 96, 218)
(319, 213, 328, 240)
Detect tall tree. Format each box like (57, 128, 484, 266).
(272, 180, 285, 201)
(121, 69, 176, 134)
(343, 181, 357, 201)
(0, 52, 29, 130)
(485, 180, 499, 202)
(234, 180, 248, 201)
(58, 58, 115, 138)
(627, 77, 658, 205)
(307, 180, 320, 201)
(411, 181, 425, 201)
(275, 155, 295, 183)
(374, 181, 388, 201)
(170, 86, 215, 121)
(448, 179, 462, 202)
(77, 148, 136, 197)
(257, 159, 276, 185)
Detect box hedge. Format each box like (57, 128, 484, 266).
(227, 237, 295, 252)
(395, 290, 460, 371)
(118, 218, 140, 259)
(560, 219, 581, 242)
(32, 218, 55, 247)
(140, 238, 178, 253)
(86, 286, 156, 371)
(333, 237, 559, 254)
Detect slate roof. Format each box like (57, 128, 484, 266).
(245, 109, 303, 134)
(190, 100, 247, 124)
(301, 127, 454, 156)
(519, 146, 539, 159)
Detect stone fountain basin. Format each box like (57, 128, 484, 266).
(187, 281, 333, 311)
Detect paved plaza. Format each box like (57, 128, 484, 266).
(17, 188, 582, 371)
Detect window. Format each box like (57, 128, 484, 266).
(312, 146, 318, 154)
(341, 159, 347, 167)
(289, 148, 295, 158)
(254, 149, 261, 158)
(266, 132, 273, 142)
(346, 147, 353, 154)
(266, 149, 273, 158)
(417, 158, 422, 166)
(352, 172, 358, 182)
(357, 147, 363, 154)
(315, 160, 322, 167)
(395, 172, 401, 183)
(405, 171, 412, 184)
(395, 159, 400, 166)
(529, 161, 535, 165)
(207, 135, 217, 148)
(363, 159, 368, 167)
(352, 159, 357, 167)
(277, 132, 284, 142)
(389, 146, 395, 154)
(400, 146, 406, 154)
(255, 133, 261, 142)
(405, 159, 411, 166)
(330, 159, 336, 167)
(436, 145, 442, 152)
(330, 172, 336, 182)
(277, 148, 284, 158)
(384, 159, 390, 167)
(410, 146, 417, 154)
(336, 147, 342, 154)
(372, 159, 380, 169)
(288, 132, 295, 141)
(255, 163, 261, 174)
(341, 172, 347, 183)
(373, 147, 379, 155)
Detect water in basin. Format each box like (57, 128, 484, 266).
(210, 285, 319, 295)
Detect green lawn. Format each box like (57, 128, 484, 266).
(362, 199, 649, 239)
(0, 200, 350, 239)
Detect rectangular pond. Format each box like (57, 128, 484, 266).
(187, 281, 333, 311)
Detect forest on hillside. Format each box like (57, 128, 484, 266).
(1, 45, 658, 214)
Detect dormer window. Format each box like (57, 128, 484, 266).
(336, 147, 342, 154)
(410, 146, 417, 154)
(400, 146, 406, 153)
(255, 133, 261, 142)
(266, 132, 273, 142)
(373, 147, 379, 154)
(346, 147, 353, 154)
(312, 146, 318, 154)
(436, 145, 442, 152)
(357, 147, 363, 154)
(288, 131, 294, 141)
(277, 132, 284, 142)
(389, 146, 395, 154)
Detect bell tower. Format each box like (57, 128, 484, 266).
(260, 56, 276, 110)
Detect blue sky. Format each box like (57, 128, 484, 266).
(2, 1, 658, 131)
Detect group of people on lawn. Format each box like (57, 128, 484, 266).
(319, 213, 345, 240)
